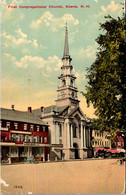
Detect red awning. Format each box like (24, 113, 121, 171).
(107, 149, 120, 153)
(95, 148, 106, 153)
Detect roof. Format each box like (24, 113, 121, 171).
(33, 105, 69, 115)
(1, 108, 47, 126)
(66, 106, 90, 121)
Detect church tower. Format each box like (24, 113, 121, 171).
(56, 24, 80, 108)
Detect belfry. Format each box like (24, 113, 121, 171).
(56, 24, 79, 108)
(33, 25, 92, 160)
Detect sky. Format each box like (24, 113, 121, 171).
(1, 0, 124, 118)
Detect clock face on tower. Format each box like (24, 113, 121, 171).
(61, 92, 65, 98)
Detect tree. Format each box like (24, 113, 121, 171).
(85, 15, 125, 138)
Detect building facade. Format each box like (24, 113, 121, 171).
(1, 107, 51, 164)
(111, 131, 125, 153)
(33, 25, 92, 160)
(92, 130, 111, 149)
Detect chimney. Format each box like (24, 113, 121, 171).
(28, 107, 32, 113)
(41, 106, 44, 113)
(11, 105, 15, 110)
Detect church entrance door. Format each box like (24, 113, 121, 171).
(73, 143, 79, 159)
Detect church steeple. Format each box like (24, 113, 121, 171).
(56, 24, 79, 108)
(63, 23, 69, 58)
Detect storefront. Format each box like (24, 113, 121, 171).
(1, 142, 51, 164)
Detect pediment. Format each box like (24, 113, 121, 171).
(67, 107, 89, 122)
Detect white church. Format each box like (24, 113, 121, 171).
(33, 25, 92, 160)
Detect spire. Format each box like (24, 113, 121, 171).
(63, 23, 69, 58)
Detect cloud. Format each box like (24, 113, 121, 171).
(15, 28, 27, 39)
(14, 55, 45, 68)
(79, 45, 96, 59)
(4, 53, 16, 61)
(31, 11, 79, 31)
(2, 30, 39, 48)
(14, 55, 62, 72)
(95, 1, 122, 18)
(72, 43, 97, 61)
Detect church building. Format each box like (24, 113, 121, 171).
(33, 25, 92, 160)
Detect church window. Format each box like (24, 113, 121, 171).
(70, 79, 73, 86)
(59, 124, 62, 137)
(62, 79, 66, 86)
(73, 125, 77, 138)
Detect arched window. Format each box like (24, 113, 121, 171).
(62, 79, 66, 86)
(70, 79, 73, 86)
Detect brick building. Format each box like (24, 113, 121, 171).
(1, 106, 51, 163)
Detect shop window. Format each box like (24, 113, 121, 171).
(6, 122, 10, 128)
(117, 142, 121, 147)
(14, 123, 18, 130)
(21, 135, 24, 142)
(41, 137, 43, 143)
(24, 124, 27, 131)
(30, 125, 34, 131)
(25, 135, 28, 142)
(37, 126, 39, 132)
(59, 124, 62, 137)
(44, 137, 47, 143)
(32, 136, 34, 142)
(37, 136, 40, 142)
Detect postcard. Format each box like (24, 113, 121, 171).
(1, 0, 125, 194)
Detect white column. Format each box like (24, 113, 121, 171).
(47, 153, 50, 161)
(28, 147, 30, 158)
(71, 124, 73, 148)
(89, 129, 90, 147)
(56, 123, 59, 144)
(84, 126, 86, 148)
(55, 121, 57, 144)
(66, 120, 70, 148)
(81, 122, 83, 148)
(43, 148, 45, 162)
